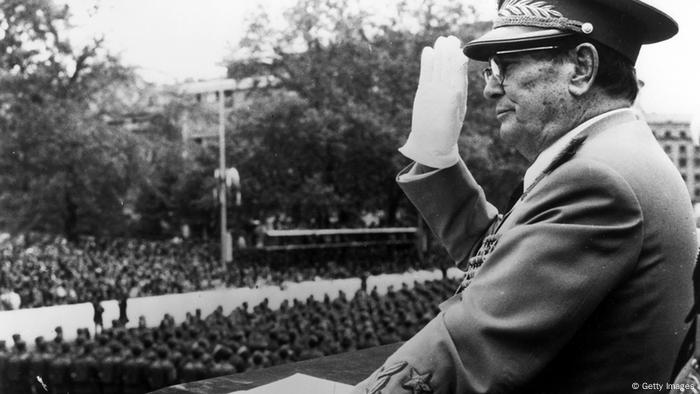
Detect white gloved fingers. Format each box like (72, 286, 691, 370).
(456, 59, 469, 122)
(418, 46, 435, 87)
(451, 56, 469, 97)
(449, 38, 468, 89)
(433, 36, 452, 81)
(435, 36, 462, 83)
(443, 35, 462, 65)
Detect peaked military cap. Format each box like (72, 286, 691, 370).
(463, 0, 678, 63)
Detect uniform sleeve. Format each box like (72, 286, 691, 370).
(397, 160, 499, 264)
(354, 159, 644, 393)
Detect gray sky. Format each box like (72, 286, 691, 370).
(62, 0, 699, 117)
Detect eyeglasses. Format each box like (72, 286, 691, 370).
(481, 45, 560, 88)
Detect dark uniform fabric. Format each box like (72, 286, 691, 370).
(70, 350, 100, 394)
(210, 360, 236, 378)
(48, 345, 72, 394)
(122, 353, 149, 394)
(357, 110, 697, 393)
(180, 357, 207, 383)
(0, 343, 9, 393)
(28, 344, 52, 394)
(147, 357, 177, 390)
(98, 344, 124, 394)
(6, 344, 31, 394)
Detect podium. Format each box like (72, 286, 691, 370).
(152, 343, 401, 393)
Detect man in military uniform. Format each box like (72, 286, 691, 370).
(92, 334, 110, 361)
(146, 345, 177, 390)
(122, 344, 149, 394)
(92, 299, 105, 334)
(70, 342, 100, 394)
(28, 337, 52, 394)
(141, 335, 157, 361)
(229, 345, 247, 373)
(165, 338, 184, 374)
(118, 293, 129, 327)
(6, 340, 31, 394)
(353, 1, 696, 393)
(210, 346, 236, 377)
(50, 327, 63, 354)
(180, 346, 207, 383)
(98, 341, 124, 394)
(11, 334, 22, 352)
(0, 340, 10, 393)
(48, 343, 72, 394)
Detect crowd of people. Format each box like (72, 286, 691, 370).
(0, 234, 436, 310)
(0, 278, 457, 393)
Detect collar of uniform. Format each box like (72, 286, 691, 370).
(523, 108, 639, 192)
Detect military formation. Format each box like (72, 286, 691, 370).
(0, 278, 455, 394)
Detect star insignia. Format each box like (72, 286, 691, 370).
(401, 368, 433, 394)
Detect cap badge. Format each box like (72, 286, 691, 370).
(581, 22, 594, 34)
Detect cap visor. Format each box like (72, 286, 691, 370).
(464, 26, 575, 61)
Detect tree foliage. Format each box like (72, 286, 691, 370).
(0, 0, 530, 241)
(129, 103, 219, 239)
(0, 0, 145, 240)
(225, 0, 527, 229)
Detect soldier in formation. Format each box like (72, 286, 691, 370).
(1, 278, 454, 392)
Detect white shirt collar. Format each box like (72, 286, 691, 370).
(523, 108, 634, 191)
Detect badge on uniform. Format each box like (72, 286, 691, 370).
(367, 361, 408, 394)
(365, 360, 434, 394)
(456, 218, 503, 293)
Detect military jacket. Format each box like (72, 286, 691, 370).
(353, 110, 697, 393)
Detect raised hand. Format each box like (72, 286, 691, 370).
(399, 35, 469, 169)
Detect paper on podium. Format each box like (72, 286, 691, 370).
(231, 373, 354, 394)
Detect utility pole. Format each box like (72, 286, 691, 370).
(180, 77, 267, 268)
(218, 87, 228, 269)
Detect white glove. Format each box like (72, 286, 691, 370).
(399, 35, 469, 169)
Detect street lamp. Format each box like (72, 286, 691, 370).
(218, 85, 228, 268)
(180, 77, 271, 268)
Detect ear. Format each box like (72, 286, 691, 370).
(568, 43, 599, 97)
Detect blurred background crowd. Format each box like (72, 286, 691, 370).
(0, 234, 437, 310)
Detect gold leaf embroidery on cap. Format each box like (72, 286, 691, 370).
(499, 0, 563, 19)
(495, 0, 585, 33)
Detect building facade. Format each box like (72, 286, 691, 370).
(177, 76, 276, 146)
(647, 113, 699, 202)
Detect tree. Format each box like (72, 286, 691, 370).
(129, 107, 219, 239)
(0, 0, 141, 240)
(225, 0, 527, 229)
